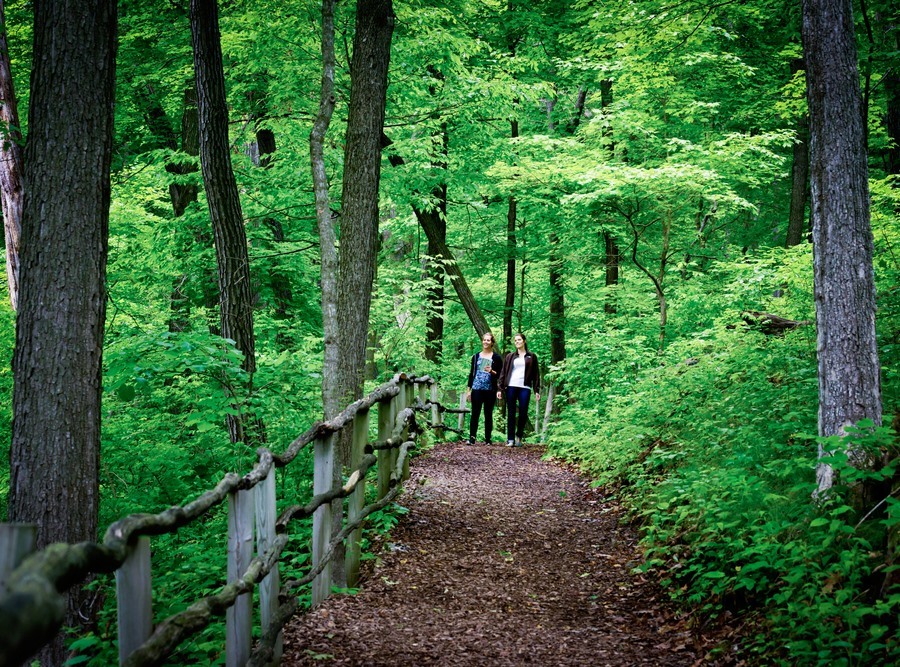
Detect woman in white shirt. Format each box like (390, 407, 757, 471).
(497, 333, 540, 447)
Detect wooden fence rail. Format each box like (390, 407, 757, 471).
(0, 373, 457, 667)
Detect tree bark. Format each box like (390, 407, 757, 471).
(167, 88, 201, 333)
(0, 0, 23, 311)
(337, 0, 394, 414)
(423, 125, 448, 366)
(190, 0, 260, 446)
(603, 231, 619, 314)
(885, 24, 900, 177)
(417, 212, 490, 337)
(549, 234, 565, 365)
(9, 1, 117, 662)
(786, 58, 810, 247)
(503, 119, 518, 349)
(332, 0, 395, 588)
(802, 0, 882, 497)
(381, 131, 491, 339)
(310, 0, 339, 420)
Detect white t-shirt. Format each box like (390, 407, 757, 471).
(509, 356, 526, 388)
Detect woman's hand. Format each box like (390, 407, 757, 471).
(496, 390, 502, 399)
(466, 388, 471, 402)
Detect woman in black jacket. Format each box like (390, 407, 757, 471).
(497, 332, 540, 447)
(466, 332, 503, 445)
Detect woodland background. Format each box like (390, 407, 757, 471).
(1, 0, 899, 664)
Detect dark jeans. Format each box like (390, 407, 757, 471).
(469, 389, 497, 441)
(505, 386, 532, 441)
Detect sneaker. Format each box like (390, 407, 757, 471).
(506, 440, 514, 447)
(514, 437, 523, 447)
(466, 437, 475, 446)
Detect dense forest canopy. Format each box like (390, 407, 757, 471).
(1, 0, 898, 663)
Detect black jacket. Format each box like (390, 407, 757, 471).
(498, 351, 540, 393)
(467, 352, 504, 391)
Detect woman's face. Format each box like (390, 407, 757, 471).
(482, 334, 494, 349)
(514, 335, 525, 350)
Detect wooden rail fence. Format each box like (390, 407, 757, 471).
(0, 373, 468, 667)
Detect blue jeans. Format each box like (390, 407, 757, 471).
(505, 386, 531, 441)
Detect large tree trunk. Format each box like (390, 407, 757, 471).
(0, 0, 23, 311)
(8, 1, 117, 663)
(332, 0, 395, 588)
(802, 0, 882, 498)
(337, 0, 394, 415)
(190, 0, 260, 446)
(786, 58, 810, 247)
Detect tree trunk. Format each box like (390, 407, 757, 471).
(333, 0, 395, 588)
(337, 0, 394, 414)
(786, 58, 810, 247)
(0, 0, 23, 311)
(417, 211, 490, 337)
(503, 119, 518, 348)
(885, 25, 900, 177)
(167, 88, 201, 218)
(310, 0, 339, 420)
(167, 87, 201, 333)
(802, 0, 882, 497)
(190, 0, 260, 446)
(381, 132, 491, 339)
(8, 1, 117, 663)
(603, 231, 619, 314)
(549, 234, 565, 365)
(657, 211, 671, 351)
(423, 122, 448, 366)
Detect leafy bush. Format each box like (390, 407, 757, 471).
(548, 244, 900, 665)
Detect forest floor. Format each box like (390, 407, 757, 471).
(282, 440, 741, 666)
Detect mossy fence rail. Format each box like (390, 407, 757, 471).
(0, 373, 467, 667)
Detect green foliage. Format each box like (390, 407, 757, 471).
(1, 0, 898, 664)
(548, 242, 900, 664)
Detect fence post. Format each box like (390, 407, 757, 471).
(311, 433, 335, 606)
(430, 383, 443, 441)
(116, 536, 152, 665)
(227, 489, 254, 666)
(255, 468, 282, 664)
(458, 392, 466, 434)
(346, 407, 370, 587)
(376, 395, 394, 499)
(541, 381, 555, 442)
(402, 382, 415, 480)
(0, 523, 36, 597)
(534, 388, 541, 441)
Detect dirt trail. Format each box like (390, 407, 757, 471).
(282, 441, 718, 666)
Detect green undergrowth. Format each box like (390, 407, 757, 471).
(547, 244, 900, 666)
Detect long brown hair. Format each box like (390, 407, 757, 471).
(513, 332, 529, 352)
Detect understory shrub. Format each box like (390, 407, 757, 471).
(547, 245, 900, 665)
